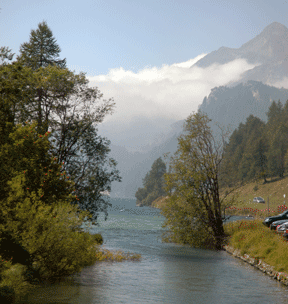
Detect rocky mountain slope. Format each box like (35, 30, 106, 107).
(191, 22, 288, 88)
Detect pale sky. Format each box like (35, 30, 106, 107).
(1, 0, 288, 140)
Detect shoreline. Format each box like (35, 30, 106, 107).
(223, 244, 288, 286)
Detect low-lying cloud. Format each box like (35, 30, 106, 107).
(87, 54, 259, 125)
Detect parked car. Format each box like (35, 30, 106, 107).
(253, 197, 265, 204)
(276, 222, 288, 233)
(270, 219, 288, 230)
(263, 210, 288, 227)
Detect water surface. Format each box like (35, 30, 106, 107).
(18, 198, 288, 304)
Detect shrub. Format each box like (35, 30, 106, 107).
(0, 264, 33, 301)
(253, 185, 259, 191)
(93, 233, 103, 245)
(0, 285, 16, 304)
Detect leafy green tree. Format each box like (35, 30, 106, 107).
(161, 112, 230, 250)
(0, 121, 99, 281)
(17, 21, 66, 70)
(135, 157, 166, 206)
(0, 61, 37, 146)
(0, 21, 121, 225)
(0, 121, 77, 230)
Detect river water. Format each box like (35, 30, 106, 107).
(17, 198, 288, 304)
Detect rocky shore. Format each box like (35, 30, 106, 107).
(223, 245, 288, 286)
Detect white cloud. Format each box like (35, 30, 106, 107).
(267, 77, 288, 89)
(87, 54, 258, 126)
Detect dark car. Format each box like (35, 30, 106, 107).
(253, 197, 265, 204)
(270, 219, 288, 230)
(263, 210, 288, 227)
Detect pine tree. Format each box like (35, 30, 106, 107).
(17, 21, 66, 70)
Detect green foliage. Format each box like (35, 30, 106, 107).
(17, 21, 67, 70)
(93, 233, 104, 245)
(220, 115, 267, 185)
(0, 120, 77, 230)
(135, 157, 166, 206)
(220, 100, 288, 187)
(0, 264, 33, 300)
(161, 112, 230, 250)
(0, 20, 121, 225)
(224, 219, 288, 273)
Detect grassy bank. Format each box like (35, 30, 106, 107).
(224, 219, 288, 273)
(152, 176, 288, 219)
(222, 175, 288, 217)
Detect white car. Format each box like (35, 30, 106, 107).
(276, 221, 288, 233)
(253, 197, 265, 204)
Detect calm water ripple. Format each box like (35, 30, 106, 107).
(18, 198, 288, 304)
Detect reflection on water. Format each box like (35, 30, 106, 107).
(17, 199, 288, 304)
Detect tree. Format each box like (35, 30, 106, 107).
(220, 115, 267, 186)
(17, 21, 66, 70)
(161, 112, 230, 250)
(0, 120, 78, 231)
(135, 157, 166, 206)
(1, 22, 121, 225)
(265, 101, 288, 179)
(0, 46, 15, 65)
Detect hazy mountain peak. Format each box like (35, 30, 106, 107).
(260, 22, 288, 36)
(191, 22, 288, 69)
(239, 22, 288, 62)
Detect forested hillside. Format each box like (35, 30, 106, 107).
(220, 99, 288, 187)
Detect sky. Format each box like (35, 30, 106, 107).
(1, 0, 288, 149)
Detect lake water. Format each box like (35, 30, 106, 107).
(17, 198, 288, 304)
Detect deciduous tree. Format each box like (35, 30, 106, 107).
(161, 112, 231, 250)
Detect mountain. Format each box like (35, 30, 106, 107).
(191, 22, 288, 88)
(106, 22, 288, 199)
(198, 80, 288, 137)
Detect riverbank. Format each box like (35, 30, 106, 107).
(223, 244, 288, 286)
(223, 218, 288, 288)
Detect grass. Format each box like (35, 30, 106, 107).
(224, 219, 288, 273)
(152, 176, 288, 217)
(95, 246, 142, 262)
(221, 175, 288, 218)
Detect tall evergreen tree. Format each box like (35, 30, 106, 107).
(17, 21, 66, 70)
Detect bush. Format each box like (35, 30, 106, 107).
(93, 234, 103, 245)
(0, 264, 33, 301)
(0, 285, 15, 304)
(3, 192, 99, 281)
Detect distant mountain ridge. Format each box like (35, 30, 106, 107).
(190, 22, 288, 88)
(198, 80, 288, 137)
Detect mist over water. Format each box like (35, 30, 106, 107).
(18, 199, 288, 304)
